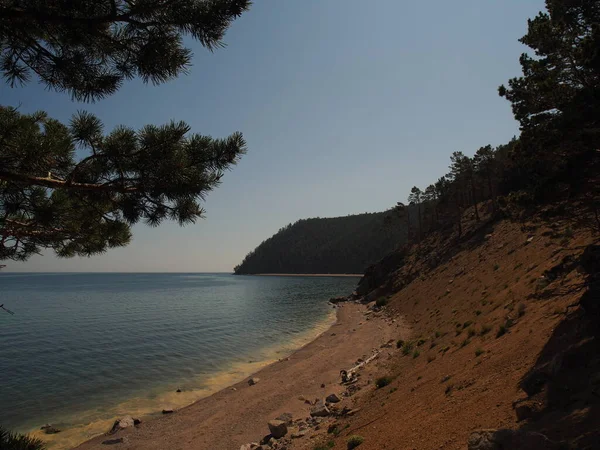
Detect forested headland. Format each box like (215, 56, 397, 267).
(233, 212, 407, 275)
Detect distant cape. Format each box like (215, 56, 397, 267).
(234, 211, 406, 275)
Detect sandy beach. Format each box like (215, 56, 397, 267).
(73, 303, 398, 450)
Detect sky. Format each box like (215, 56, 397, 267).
(2, 0, 546, 272)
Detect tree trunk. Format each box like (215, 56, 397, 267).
(470, 177, 480, 221)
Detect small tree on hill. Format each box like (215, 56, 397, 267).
(408, 186, 423, 242)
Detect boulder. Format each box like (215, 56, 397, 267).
(41, 424, 61, 434)
(268, 420, 287, 439)
(248, 377, 260, 386)
(108, 416, 135, 434)
(468, 429, 561, 450)
(325, 393, 341, 403)
(310, 400, 330, 417)
(275, 413, 293, 424)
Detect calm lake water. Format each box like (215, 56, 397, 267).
(0, 273, 357, 449)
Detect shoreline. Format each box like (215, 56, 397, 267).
(73, 302, 398, 450)
(251, 273, 362, 277)
(30, 310, 339, 450)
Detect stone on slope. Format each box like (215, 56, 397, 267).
(268, 420, 288, 439)
(310, 400, 330, 417)
(325, 393, 341, 403)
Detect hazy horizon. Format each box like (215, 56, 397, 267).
(0, 0, 545, 272)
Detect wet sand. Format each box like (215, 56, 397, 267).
(74, 303, 395, 450)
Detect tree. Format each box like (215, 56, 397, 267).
(473, 145, 497, 211)
(449, 151, 479, 222)
(498, 0, 600, 191)
(1, 0, 251, 101)
(408, 186, 423, 242)
(0, 0, 251, 261)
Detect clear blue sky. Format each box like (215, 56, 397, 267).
(2, 0, 544, 272)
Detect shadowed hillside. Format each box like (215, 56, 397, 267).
(233, 212, 406, 275)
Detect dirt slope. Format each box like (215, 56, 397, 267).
(301, 214, 599, 450)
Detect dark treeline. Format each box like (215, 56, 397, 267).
(389, 0, 600, 241)
(233, 213, 407, 274)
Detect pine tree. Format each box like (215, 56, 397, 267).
(408, 186, 423, 242)
(0, 0, 251, 261)
(1, 0, 251, 101)
(498, 0, 599, 191)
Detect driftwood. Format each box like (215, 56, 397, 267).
(341, 351, 379, 383)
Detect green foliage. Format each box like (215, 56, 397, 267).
(0, 1, 251, 262)
(413, 349, 420, 358)
(0, 426, 46, 450)
(475, 348, 484, 357)
(496, 324, 508, 338)
(402, 341, 414, 356)
(0, 107, 246, 261)
(0, 0, 250, 101)
(375, 376, 392, 388)
(376, 297, 389, 307)
(347, 435, 365, 449)
(234, 212, 407, 274)
(396, 339, 404, 349)
(499, 0, 600, 194)
(479, 324, 492, 336)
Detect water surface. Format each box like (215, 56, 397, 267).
(0, 273, 357, 448)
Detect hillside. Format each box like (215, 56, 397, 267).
(296, 202, 600, 450)
(233, 212, 406, 275)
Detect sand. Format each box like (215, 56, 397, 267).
(74, 303, 399, 450)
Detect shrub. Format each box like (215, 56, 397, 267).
(460, 338, 471, 348)
(463, 321, 473, 329)
(434, 330, 442, 338)
(375, 376, 392, 389)
(347, 435, 365, 449)
(402, 341, 414, 356)
(396, 339, 404, 349)
(0, 427, 46, 450)
(427, 354, 436, 363)
(496, 324, 508, 338)
(417, 338, 426, 346)
(375, 297, 388, 307)
(475, 348, 484, 357)
(564, 227, 574, 239)
(518, 303, 526, 317)
(413, 349, 420, 358)
(467, 328, 477, 338)
(445, 384, 454, 395)
(493, 264, 500, 271)
(475, 310, 482, 316)
(479, 324, 492, 336)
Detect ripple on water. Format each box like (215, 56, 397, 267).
(0, 273, 356, 449)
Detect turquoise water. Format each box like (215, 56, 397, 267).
(0, 273, 357, 448)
